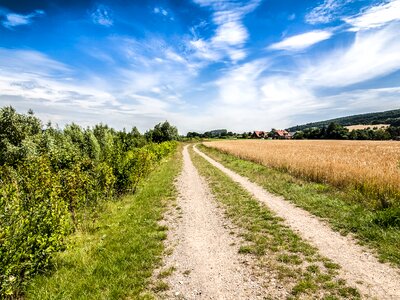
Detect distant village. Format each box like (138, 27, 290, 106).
(186, 129, 295, 139)
(250, 130, 294, 139)
(186, 122, 400, 141)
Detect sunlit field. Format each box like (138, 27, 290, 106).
(204, 140, 400, 207)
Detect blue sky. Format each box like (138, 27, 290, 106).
(0, 0, 399, 133)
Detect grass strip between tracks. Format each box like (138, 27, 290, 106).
(190, 146, 359, 299)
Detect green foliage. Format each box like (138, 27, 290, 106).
(0, 106, 42, 166)
(145, 121, 179, 143)
(0, 106, 178, 298)
(0, 158, 70, 296)
(293, 122, 395, 140)
(25, 147, 182, 299)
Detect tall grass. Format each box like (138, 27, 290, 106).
(205, 140, 400, 209)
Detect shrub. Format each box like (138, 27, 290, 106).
(0, 106, 178, 297)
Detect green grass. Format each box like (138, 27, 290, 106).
(198, 144, 400, 267)
(25, 147, 182, 300)
(190, 146, 359, 299)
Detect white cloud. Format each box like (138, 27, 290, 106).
(321, 87, 400, 112)
(190, 38, 220, 60)
(212, 21, 248, 45)
(344, 0, 400, 31)
(269, 30, 333, 51)
(305, 0, 353, 24)
(216, 60, 266, 106)
(302, 23, 400, 87)
(0, 48, 69, 76)
(153, 7, 168, 16)
(190, 0, 261, 62)
(0, 39, 200, 132)
(165, 50, 186, 63)
(91, 5, 113, 27)
(0, 9, 44, 29)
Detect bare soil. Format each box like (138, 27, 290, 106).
(194, 145, 400, 300)
(158, 145, 266, 299)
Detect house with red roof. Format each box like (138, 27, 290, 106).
(271, 129, 291, 139)
(251, 131, 267, 139)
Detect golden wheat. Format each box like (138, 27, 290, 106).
(204, 140, 400, 205)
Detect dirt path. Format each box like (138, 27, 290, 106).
(160, 145, 265, 299)
(194, 145, 400, 300)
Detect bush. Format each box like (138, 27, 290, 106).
(0, 106, 178, 298)
(0, 158, 70, 296)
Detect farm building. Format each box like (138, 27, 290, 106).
(251, 131, 267, 139)
(271, 129, 291, 139)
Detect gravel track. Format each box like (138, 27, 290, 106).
(160, 145, 265, 299)
(194, 145, 400, 300)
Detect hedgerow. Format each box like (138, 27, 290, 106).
(0, 106, 177, 297)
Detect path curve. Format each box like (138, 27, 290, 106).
(194, 145, 400, 300)
(161, 145, 265, 299)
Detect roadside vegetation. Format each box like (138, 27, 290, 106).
(0, 106, 178, 298)
(26, 146, 182, 299)
(199, 143, 400, 267)
(190, 146, 360, 299)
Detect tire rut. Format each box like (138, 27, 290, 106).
(159, 145, 265, 299)
(194, 145, 400, 300)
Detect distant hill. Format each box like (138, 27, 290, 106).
(287, 109, 400, 132)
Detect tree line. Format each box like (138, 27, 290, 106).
(186, 123, 400, 141)
(293, 122, 400, 140)
(287, 109, 400, 132)
(0, 106, 178, 297)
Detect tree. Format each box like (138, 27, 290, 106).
(187, 132, 201, 138)
(146, 121, 179, 143)
(0, 106, 42, 165)
(293, 131, 304, 139)
(325, 122, 349, 139)
(387, 126, 400, 140)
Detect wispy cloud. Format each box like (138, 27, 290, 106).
(91, 4, 113, 27)
(0, 38, 197, 131)
(0, 8, 45, 29)
(305, 0, 353, 24)
(301, 23, 400, 87)
(344, 0, 400, 31)
(190, 0, 261, 62)
(269, 30, 333, 51)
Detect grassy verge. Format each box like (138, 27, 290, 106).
(199, 144, 400, 267)
(190, 146, 359, 299)
(25, 147, 182, 300)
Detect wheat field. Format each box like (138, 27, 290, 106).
(204, 140, 400, 206)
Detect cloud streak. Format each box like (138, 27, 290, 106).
(269, 30, 333, 51)
(0, 8, 45, 29)
(344, 0, 400, 31)
(302, 23, 400, 87)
